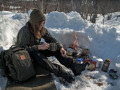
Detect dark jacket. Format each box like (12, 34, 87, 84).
(16, 22, 63, 51)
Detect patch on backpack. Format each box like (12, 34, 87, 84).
(20, 55, 26, 60)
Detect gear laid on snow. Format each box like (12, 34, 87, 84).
(108, 69, 118, 79)
(83, 60, 96, 70)
(101, 59, 111, 72)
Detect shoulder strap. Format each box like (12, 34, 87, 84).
(0, 51, 6, 69)
(10, 46, 25, 53)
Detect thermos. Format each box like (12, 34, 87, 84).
(96, 58, 103, 69)
(101, 59, 111, 72)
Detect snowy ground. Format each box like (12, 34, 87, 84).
(0, 10, 120, 90)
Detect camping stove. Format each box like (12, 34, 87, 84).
(66, 48, 77, 56)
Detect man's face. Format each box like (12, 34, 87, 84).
(36, 21, 45, 31)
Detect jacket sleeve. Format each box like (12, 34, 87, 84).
(42, 28, 63, 50)
(16, 27, 38, 51)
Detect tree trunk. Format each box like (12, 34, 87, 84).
(44, 0, 48, 13)
(91, 0, 98, 23)
(41, 0, 44, 13)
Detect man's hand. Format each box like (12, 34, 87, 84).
(60, 48, 66, 56)
(38, 43, 50, 50)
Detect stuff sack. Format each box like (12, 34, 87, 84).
(83, 60, 96, 70)
(0, 45, 35, 82)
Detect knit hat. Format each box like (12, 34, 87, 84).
(30, 9, 46, 23)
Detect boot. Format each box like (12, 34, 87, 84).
(58, 73, 75, 85)
(54, 64, 75, 83)
(71, 62, 90, 76)
(58, 71, 75, 83)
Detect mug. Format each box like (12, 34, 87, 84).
(49, 43, 57, 51)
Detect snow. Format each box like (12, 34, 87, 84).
(0, 10, 120, 90)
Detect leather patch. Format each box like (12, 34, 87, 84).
(20, 55, 26, 60)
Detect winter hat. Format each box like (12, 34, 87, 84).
(30, 9, 46, 23)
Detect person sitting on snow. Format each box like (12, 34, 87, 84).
(16, 9, 89, 83)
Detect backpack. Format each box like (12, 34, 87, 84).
(0, 45, 35, 82)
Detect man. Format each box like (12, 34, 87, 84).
(16, 9, 89, 83)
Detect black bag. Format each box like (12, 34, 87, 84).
(0, 45, 35, 82)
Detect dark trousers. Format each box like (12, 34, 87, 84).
(29, 50, 76, 76)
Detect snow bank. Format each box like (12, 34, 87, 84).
(0, 11, 29, 50)
(46, 11, 89, 30)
